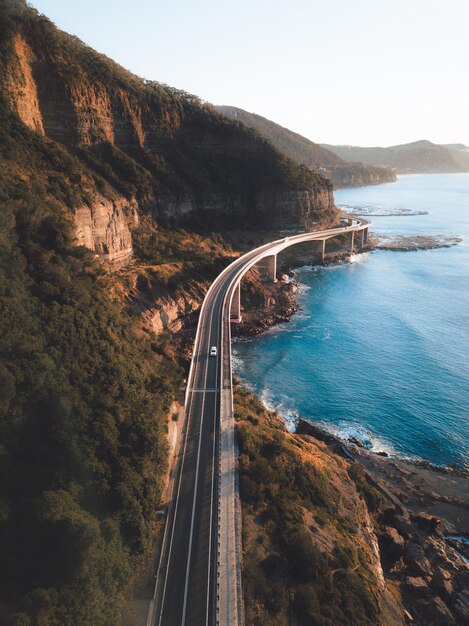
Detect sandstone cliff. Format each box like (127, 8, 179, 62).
(0, 1, 337, 266)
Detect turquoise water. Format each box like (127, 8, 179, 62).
(234, 174, 469, 469)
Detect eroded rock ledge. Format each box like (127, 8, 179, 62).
(297, 419, 469, 626)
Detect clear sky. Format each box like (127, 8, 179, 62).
(28, 0, 469, 147)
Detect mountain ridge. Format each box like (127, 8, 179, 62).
(217, 105, 397, 188)
(322, 140, 469, 174)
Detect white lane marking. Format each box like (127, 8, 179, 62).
(157, 299, 213, 625)
(181, 289, 220, 625)
(156, 364, 198, 625)
(205, 296, 222, 626)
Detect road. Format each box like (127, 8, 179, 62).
(151, 216, 370, 626)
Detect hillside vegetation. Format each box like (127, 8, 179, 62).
(217, 106, 396, 188)
(0, 171, 184, 624)
(322, 140, 468, 174)
(235, 387, 389, 626)
(444, 143, 469, 170)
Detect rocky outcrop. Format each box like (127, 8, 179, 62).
(73, 195, 138, 264)
(5, 33, 44, 134)
(295, 419, 469, 626)
(140, 290, 205, 334)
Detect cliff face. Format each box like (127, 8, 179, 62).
(144, 188, 335, 230)
(0, 3, 337, 266)
(73, 195, 138, 264)
(5, 33, 44, 134)
(327, 162, 397, 188)
(140, 290, 205, 335)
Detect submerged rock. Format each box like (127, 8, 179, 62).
(375, 234, 462, 251)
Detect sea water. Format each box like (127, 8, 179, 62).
(234, 174, 469, 469)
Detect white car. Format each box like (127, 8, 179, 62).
(210, 346, 217, 357)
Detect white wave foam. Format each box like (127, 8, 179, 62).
(296, 282, 311, 295)
(337, 203, 429, 217)
(317, 420, 408, 458)
(322, 329, 331, 341)
(236, 377, 425, 461)
(258, 388, 298, 432)
(350, 252, 369, 264)
(231, 351, 244, 373)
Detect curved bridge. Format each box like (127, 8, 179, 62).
(151, 216, 370, 626)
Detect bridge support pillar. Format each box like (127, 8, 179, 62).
(313, 239, 326, 261)
(363, 228, 368, 245)
(231, 281, 242, 322)
(350, 231, 355, 254)
(360, 229, 365, 248)
(256, 254, 277, 283)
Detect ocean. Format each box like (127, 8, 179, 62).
(234, 173, 469, 470)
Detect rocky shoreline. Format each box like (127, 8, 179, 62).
(373, 234, 462, 251)
(297, 419, 469, 625)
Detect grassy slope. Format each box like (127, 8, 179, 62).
(235, 386, 385, 626)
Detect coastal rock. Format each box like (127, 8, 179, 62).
(404, 543, 433, 577)
(349, 436, 365, 448)
(379, 526, 406, 562)
(431, 569, 454, 603)
(405, 576, 431, 597)
(413, 597, 456, 626)
(375, 234, 462, 251)
(414, 512, 443, 536)
(454, 590, 469, 623)
(455, 569, 469, 590)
